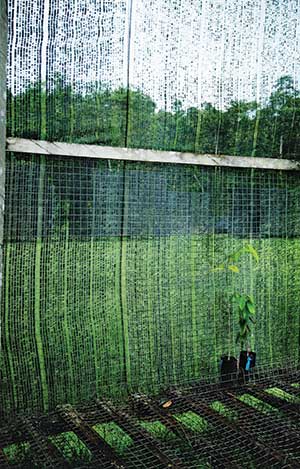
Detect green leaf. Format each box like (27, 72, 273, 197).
(246, 302, 255, 315)
(232, 293, 240, 302)
(211, 264, 225, 272)
(228, 248, 243, 263)
(238, 296, 246, 310)
(245, 244, 259, 262)
(248, 294, 254, 304)
(241, 310, 248, 320)
(228, 265, 239, 273)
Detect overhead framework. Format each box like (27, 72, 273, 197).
(6, 138, 300, 171)
(0, 0, 7, 326)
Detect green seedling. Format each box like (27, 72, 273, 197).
(140, 420, 177, 442)
(238, 393, 278, 415)
(210, 400, 238, 421)
(49, 431, 92, 463)
(265, 387, 300, 404)
(3, 442, 31, 466)
(93, 422, 133, 455)
(173, 411, 209, 433)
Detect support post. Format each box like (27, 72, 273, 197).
(0, 0, 7, 354)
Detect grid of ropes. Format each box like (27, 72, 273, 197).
(0, 366, 299, 468)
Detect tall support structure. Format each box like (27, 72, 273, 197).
(0, 0, 6, 319)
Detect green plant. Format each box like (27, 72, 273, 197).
(3, 442, 32, 466)
(265, 387, 300, 404)
(233, 293, 256, 350)
(213, 244, 259, 353)
(93, 422, 133, 456)
(238, 393, 279, 415)
(49, 432, 92, 464)
(173, 411, 209, 433)
(210, 400, 238, 421)
(140, 420, 177, 442)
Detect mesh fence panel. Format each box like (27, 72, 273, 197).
(1, 153, 300, 415)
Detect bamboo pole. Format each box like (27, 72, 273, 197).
(120, 163, 131, 388)
(89, 169, 100, 393)
(34, 155, 49, 411)
(62, 202, 74, 401)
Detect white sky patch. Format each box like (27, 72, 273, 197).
(7, 0, 300, 110)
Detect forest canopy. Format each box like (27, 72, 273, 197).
(7, 75, 300, 160)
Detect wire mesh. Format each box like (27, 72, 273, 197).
(2, 0, 300, 454)
(1, 153, 300, 416)
(0, 368, 299, 468)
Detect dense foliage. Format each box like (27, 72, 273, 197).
(7, 75, 300, 159)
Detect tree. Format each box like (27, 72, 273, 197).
(6, 74, 300, 160)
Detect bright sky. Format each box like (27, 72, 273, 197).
(7, 0, 300, 110)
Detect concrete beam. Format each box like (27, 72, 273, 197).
(6, 137, 300, 171)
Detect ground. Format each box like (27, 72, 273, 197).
(0, 365, 299, 468)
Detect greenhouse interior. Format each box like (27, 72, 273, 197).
(0, 0, 299, 467)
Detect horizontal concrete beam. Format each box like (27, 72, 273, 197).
(6, 137, 300, 171)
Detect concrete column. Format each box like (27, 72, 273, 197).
(0, 0, 7, 296)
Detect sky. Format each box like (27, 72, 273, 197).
(7, 0, 300, 110)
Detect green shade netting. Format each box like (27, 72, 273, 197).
(1, 154, 300, 415)
(2, 0, 300, 417)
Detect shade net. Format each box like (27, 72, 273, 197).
(6, 0, 300, 159)
(1, 153, 300, 416)
(2, 0, 300, 418)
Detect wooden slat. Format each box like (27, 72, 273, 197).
(6, 137, 300, 171)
